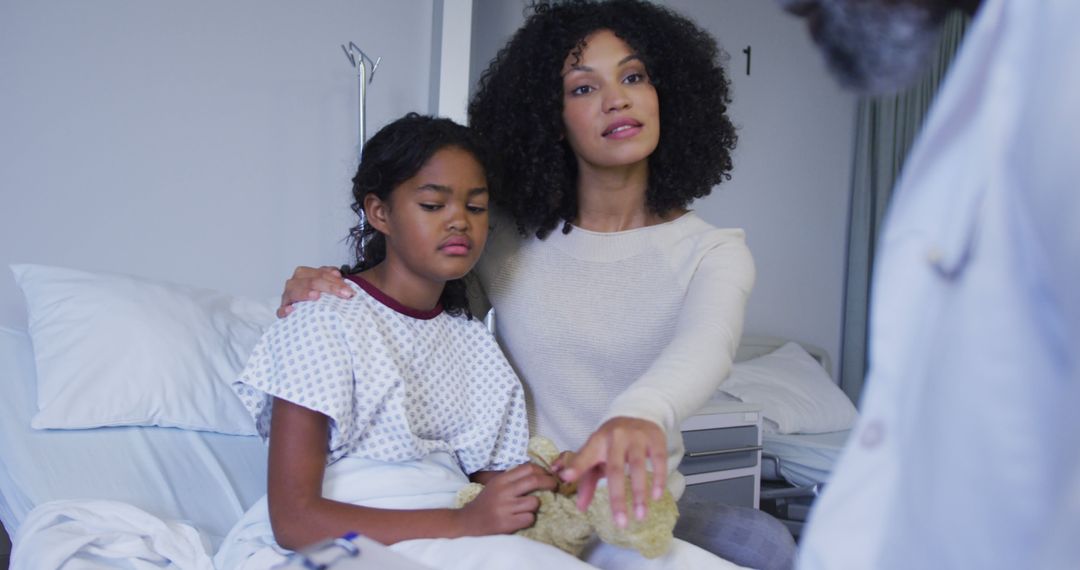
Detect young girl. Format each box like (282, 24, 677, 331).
(214, 114, 592, 569)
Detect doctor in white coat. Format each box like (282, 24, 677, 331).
(776, 0, 1080, 568)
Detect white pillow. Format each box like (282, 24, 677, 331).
(12, 264, 274, 435)
(721, 342, 858, 434)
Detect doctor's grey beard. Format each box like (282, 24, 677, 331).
(810, 0, 948, 94)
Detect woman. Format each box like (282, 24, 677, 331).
(282, 2, 795, 568)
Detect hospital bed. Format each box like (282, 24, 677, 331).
(0, 323, 269, 567)
(0, 266, 857, 565)
(759, 431, 850, 539)
(0, 265, 278, 567)
(730, 337, 855, 540)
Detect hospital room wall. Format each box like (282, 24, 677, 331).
(0, 1, 448, 329)
(0, 0, 855, 381)
(471, 0, 857, 379)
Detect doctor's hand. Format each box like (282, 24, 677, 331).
(277, 266, 352, 318)
(554, 417, 667, 528)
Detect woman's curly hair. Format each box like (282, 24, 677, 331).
(468, 0, 737, 238)
(344, 113, 497, 318)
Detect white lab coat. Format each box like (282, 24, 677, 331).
(799, 0, 1080, 568)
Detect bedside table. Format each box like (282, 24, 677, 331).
(679, 401, 763, 509)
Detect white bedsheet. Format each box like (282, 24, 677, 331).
(762, 430, 851, 488)
(217, 452, 746, 570)
(10, 499, 214, 570)
(0, 326, 267, 549)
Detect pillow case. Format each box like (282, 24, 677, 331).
(12, 264, 274, 434)
(721, 341, 857, 434)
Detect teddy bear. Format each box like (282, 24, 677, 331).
(454, 436, 678, 559)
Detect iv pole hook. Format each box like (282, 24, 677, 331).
(341, 42, 381, 153)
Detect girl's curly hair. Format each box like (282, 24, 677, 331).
(344, 113, 496, 318)
(468, 0, 737, 239)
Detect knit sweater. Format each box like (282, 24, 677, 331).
(473, 211, 754, 496)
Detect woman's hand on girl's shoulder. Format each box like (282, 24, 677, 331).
(278, 266, 354, 318)
(457, 463, 556, 536)
(556, 417, 667, 529)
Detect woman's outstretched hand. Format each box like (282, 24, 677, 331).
(277, 266, 353, 318)
(458, 463, 557, 536)
(553, 417, 667, 528)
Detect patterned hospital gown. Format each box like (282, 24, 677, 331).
(232, 275, 529, 474)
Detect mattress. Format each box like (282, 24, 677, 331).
(761, 429, 851, 488)
(0, 325, 268, 549)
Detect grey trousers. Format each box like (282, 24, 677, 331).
(674, 500, 796, 570)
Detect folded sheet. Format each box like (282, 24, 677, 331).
(10, 499, 215, 570)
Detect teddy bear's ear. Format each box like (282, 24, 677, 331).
(556, 479, 578, 497)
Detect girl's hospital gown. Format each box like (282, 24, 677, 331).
(213, 276, 745, 569)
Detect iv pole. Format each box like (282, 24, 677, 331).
(340, 42, 381, 157)
(341, 43, 380, 259)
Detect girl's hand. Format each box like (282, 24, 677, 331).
(457, 463, 557, 536)
(278, 266, 353, 318)
(556, 417, 667, 528)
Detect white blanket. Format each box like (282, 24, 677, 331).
(215, 452, 746, 570)
(10, 499, 215, 570)
(8, 454, 745, 570)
